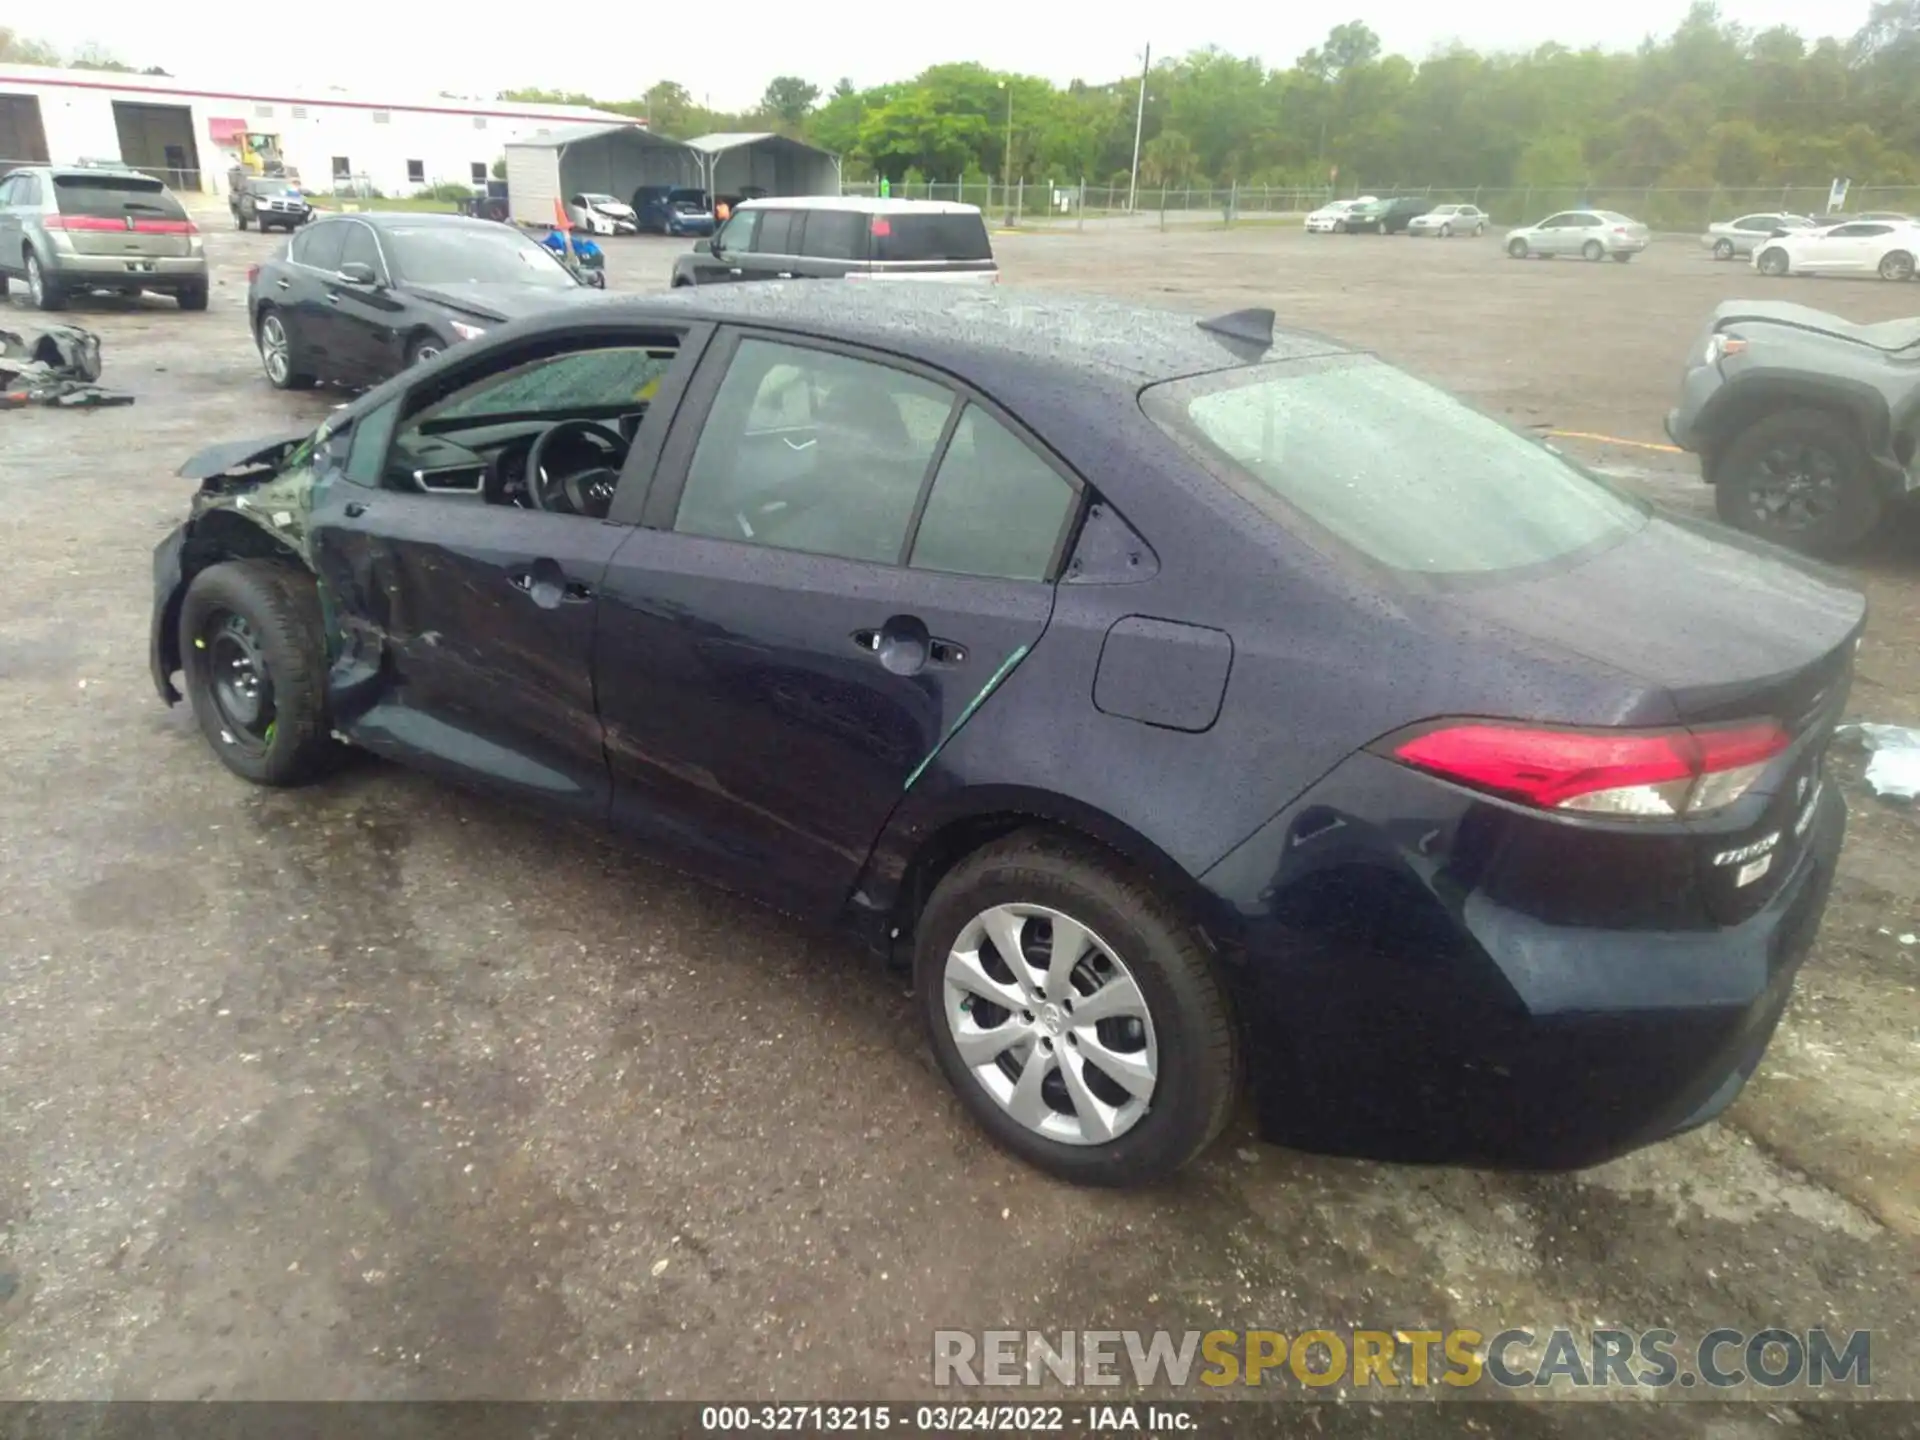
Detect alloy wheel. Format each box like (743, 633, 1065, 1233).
(203, 610, 277, 753)
(942, 903, 1158, 1146)
(259, 314, 291, 385)
(1744, 443, 1846, 532)
(26, 254, 43, 306)
(1881, 251, 1914, 282)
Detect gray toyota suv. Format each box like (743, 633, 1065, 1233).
(671, 196, 998, 288)
(0, 164, 210, 311)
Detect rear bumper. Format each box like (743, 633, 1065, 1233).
(1202, 754, 1845, 1170)
(52, 254, 208, 287)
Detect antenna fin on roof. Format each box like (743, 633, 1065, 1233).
(1196, 307, 1275, 358)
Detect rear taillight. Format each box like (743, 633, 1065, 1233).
(247, 264, 260, 284)
(1391, 720, 1790, 818)
(43, 215, 123, 232)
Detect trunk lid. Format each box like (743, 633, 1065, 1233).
(53, 173, 193, 257)
(1454, 513, 1863, 921)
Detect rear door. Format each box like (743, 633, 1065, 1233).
(594, 330, 1082, 917)
(795, 207, 864, 279)
(49, 172, 194, 263)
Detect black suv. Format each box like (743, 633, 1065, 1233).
(671, 197, 998, 287)
(1348, 196, 1435, 234)
(230, 171, 313, 232)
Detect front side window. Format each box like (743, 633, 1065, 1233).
(802, 210, 864, 261)
(754, 210, 800, 254)
(910, 405, 1076, 581)
(297, 221, 348, 273)
(675, 338, 952, 565)
(339, 223, 384, 279)
(1143, 356, 1646, 577)
(430, 344, 679, 423)
(717, 210, 760, 253)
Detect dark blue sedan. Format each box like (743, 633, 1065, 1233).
(149, 285, 1860, 1186)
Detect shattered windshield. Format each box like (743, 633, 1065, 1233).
(385, 226, 579, 288)
(428, 345, 681, 423)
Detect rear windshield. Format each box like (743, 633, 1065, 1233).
(1143, 356, 1646, 576)
(871, 212, 992, 263)
(54, 174, 186, 220)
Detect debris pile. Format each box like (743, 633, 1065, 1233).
(0, 325, 133, 408)
(1836, 722, 1920, 802)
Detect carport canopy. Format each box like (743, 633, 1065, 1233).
(685, 133, 841, 201)
(503, 122, 702, 226)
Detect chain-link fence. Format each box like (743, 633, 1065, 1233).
(840, 178, 1920, 233)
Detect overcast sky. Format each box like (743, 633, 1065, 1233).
(24, 0, 1876, 113)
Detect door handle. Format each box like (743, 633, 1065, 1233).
(852, 620, 964, 675)
(728, 267, 743, 276)
(275, 278, 291, 290)
(776, 271, 794, 279)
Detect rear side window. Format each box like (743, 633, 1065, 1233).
(802, 210, 865, 261)
(1143, 356, 1646, 577)
(53, 174, 185, 220)
(871, 212, 992, 263)
(910, 405, 1076, 581)
(754, 209, 800, 254)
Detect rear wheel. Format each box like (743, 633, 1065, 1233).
(1879, 250, 1914, 282)
(1713, 408, 1881, 557)
(25, 251, 64, 310)
(916, 830, 1239, 1187)
(256, 308, 315, 389)
(1507, 237, 1528, 259)
(1758, 247, 1790, 277)
(1713, 238, 1735, 260)
(179, 560, 336, 786)
(1582, 239, 1605, 261)
(178, 282, 208, 311)
(1611, 251, 1634, 263)
(407, 334, 444, 367)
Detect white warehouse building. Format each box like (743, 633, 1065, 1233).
(0, 63, 641, 198)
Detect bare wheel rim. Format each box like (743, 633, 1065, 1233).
(260, 314, 291, 384)
(412, 343, 440, 365)
(26, 254, 43, 304)
(202, 609, 277, 753)
(942, 903, 1159, 1146)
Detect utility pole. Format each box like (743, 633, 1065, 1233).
(1001, 81, 1015, 227)
(1127, 42, 1151, 213)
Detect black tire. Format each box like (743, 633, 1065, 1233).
(1473, 223, 1486, 236)
(1758, 247, 1789, 277)
(1332, 219, 1346, 234)
(24, 250, 64, 310)
(178, 282, 209, 311)
(255, 306, 316, 389)
(178, 560, 336, 786)
(1713, 238, 1735, 261)
(1611, 251, 1633, 263)
(1582, 239, 1605, 261)
(1878, 250, 1914, 282)
(915, 829, 1240, 1187)
(1712, 408, 1882, 557)
(1507, 237, 1528, 259)
(407, 334, 445, 367)
(235, 209, 251, 231)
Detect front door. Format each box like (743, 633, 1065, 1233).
(594, 330, 1084, 918)
(694, 209, 759, 284)
(308, 328, 695, 820)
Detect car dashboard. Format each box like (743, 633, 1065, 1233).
(385, 411, 648, 511)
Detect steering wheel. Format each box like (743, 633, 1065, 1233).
(525, 419, 629, 518)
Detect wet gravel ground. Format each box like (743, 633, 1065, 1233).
(1, 218, 1917, 1432)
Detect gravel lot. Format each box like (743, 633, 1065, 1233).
(1, 218, 1917, 1426)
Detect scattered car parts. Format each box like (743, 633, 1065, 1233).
(0, 323, 132, 408)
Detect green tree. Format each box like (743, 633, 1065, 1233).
(0, 27, 60, 65)
(761, 76, 821, 130)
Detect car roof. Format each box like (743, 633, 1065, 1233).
(311, 211, 506, 232)
(601, 283, 1350, 387)
(737, 195, 983, 217)
(9, 164, 163, 183)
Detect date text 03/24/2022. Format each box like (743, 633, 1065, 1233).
(699, 1404, 1193, 1432)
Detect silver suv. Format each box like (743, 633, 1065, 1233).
(0, 164, 210, 311)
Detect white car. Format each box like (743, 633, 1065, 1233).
(567, 192, 638, 236)
(1405, 203, 1488, 238)
(1702, 213, 1814, 261)
(1751, 220, 1920, 281)
(1304, 197, 1376, 234)
(1505, 210, 1650, 262)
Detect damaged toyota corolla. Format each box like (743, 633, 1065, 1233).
(151, 285, 1863, 1187)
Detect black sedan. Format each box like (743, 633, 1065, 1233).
(247, 211, 602, 391)
(150, 285, 1860, 1186)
